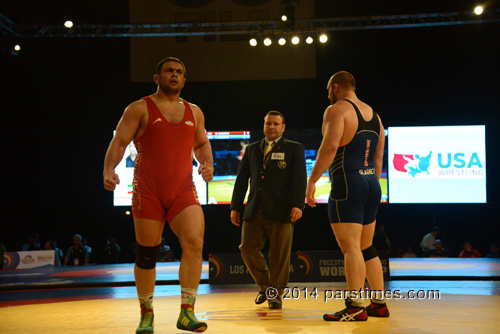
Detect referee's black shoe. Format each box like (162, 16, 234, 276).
(255, 291, 267, 304)
(268, 299, 282, 309)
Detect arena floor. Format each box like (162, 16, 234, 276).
(1, 258, 499, 333)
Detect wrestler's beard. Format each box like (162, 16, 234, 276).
(159, 82, 182, 95)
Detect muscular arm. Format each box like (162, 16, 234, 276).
(103, 101, 144, 190)
(192, 105, 213, 182)
(306, 105, 344, 206)
(374, 115, 385, 179)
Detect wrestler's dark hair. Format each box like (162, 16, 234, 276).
(330, 71, 356, 90)
(265, 110, 285, 124)
(156, 57, 187, 76)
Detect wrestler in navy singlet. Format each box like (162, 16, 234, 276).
(328, 99, 381, 225)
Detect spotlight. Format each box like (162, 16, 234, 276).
(278, 37, 286, 46)
(474, 6, 484, 15)
(249, 38, 257, 47)
(64, 20, 74, 28)
(6, 44, 21, 55)
(281, 4, 297, 29)
(319, 34, 328, 43)
(291, 36, 300, 45)
(263, 37, 272, 46)
(306, 36, 313, 44)
(125, 210, 131, 215)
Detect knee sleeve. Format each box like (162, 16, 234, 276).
(135, 243, 161, 269)
(362, 245, 378, 262)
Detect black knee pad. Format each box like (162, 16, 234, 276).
(135, 243, 161, 269)
(362, 245, 378, 262)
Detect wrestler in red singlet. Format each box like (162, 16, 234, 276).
(132, 96, 200, 223)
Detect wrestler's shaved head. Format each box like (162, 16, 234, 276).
(329, 71, 356, 91)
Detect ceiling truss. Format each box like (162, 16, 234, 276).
(1, 9, 499, 40)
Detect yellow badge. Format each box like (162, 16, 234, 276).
(278, 160, 287, 169)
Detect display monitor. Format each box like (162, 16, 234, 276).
(387, 125, 486, 203)
(206, 131, 251, 204)
(113, 129, 389, 206)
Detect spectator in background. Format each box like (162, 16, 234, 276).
(458, 241, 481, 258)
(402, 246, 417, 258)
(44, 240, 61, 266)
(485, 243, 499, 258)
(64, 234, 89, 266)
(22, 233, 41, 251)
(373, 224, 391, 256)
(53, 240, 64, 262)
(428, 240, 450, 258)
(420, 226, 440, 256)
(103, 237, 121, 264)
(82, 235, 92, 255)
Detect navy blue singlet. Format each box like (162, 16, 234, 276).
(327, 99, 382, 225)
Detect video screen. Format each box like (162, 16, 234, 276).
(113, 129, 388, 206)
(206, 131, 251, 204)
(208, 129, 388, 205)
(387, 125, 486, 203)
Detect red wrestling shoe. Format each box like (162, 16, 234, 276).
(366, 301, 390, 317)
(323, 299, 367, 322)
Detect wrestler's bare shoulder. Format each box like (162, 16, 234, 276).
(334, 99, 357, 112)
(325, 101, 351, 118)
(124, 98, 148, 117)
(127, 98, 147, 111)
(186, 100, 203, 113)
(186, 101, 205, 121)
